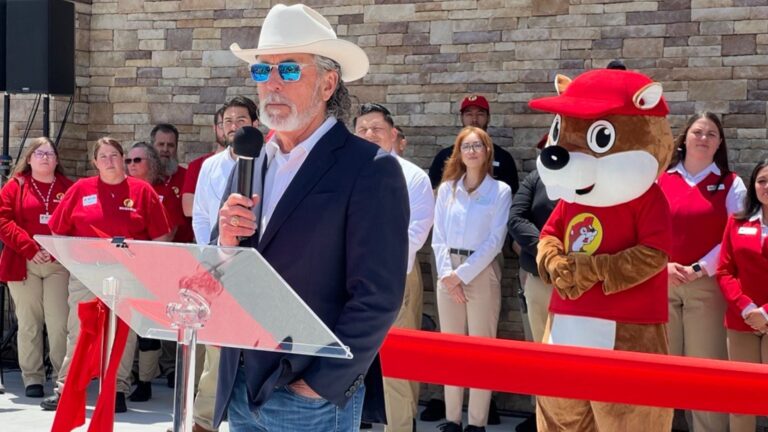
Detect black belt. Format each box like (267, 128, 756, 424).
(449, 248, 474, 257)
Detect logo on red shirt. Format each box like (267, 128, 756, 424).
(119, 198, 136, 212)
(565, 213, 603, 254)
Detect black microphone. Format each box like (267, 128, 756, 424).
(232, 126, 264, 199)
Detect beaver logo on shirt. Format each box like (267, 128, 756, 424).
(120, 198, 136, 212)
(54, 192, 64, 202)
(172, 186, 180, 198)
(565, 213, 602, 254)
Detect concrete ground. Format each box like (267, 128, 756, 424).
(0, 369, 525, 431)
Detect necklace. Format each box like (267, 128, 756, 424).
(30, 176, 56, 215)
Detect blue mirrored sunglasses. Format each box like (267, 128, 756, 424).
(250, 62, 309, 82)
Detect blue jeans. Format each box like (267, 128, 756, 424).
(227, 367, 365, 432)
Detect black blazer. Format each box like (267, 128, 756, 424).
(213, 122, 410, 425)
(508, 170, 557, 276)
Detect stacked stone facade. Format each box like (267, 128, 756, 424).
(2, 0, 768, 415)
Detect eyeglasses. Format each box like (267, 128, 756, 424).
(249, 62, 313, 82)
(460, 143, 485, 153)
(32, 150, 56, 159)
(125, 157, 144, 164)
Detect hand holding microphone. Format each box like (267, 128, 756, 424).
(219, 126, 264, 247)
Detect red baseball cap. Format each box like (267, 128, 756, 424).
(460, 94, 490, 113)
(528, 69, 669, 119)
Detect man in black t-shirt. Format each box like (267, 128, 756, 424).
(428, 94, 519, 193)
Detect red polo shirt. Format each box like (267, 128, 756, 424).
(541, 184, 672, 323)
(49, 176, 170, 240)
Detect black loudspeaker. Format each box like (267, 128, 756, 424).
(5, 0, 75, 95)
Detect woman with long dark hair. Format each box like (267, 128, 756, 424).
(716, 159, 768, 432)
(0, 137, 73, 398)
(431, 126, 511, 432)
(657, 112, 746, 432)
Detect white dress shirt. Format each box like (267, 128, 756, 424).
(395, 154, 434, 273)
(432, 174, 512, 284)
(667, 162, 747, 274)
(260, 117, 337, 236)
(192, 149, 237, 245)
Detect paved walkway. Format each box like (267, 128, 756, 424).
(0, 370, 524, 431)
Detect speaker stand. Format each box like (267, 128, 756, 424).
(43, 94, 50, 138)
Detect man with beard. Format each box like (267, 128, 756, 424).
(181, 107, 228, 219)
(151, 123, 194, 243)
(215, 4, 408, 431)
(191, 96, 259, 245)
(183, 96, 259, 432)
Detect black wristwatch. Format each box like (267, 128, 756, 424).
(691, 262, 703, 275)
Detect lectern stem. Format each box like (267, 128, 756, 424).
(172, 326, 197, 432)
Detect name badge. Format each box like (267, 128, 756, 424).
(738, 226, 758, 235)
(707, 184, 726, 191)
(39, 214, 51, 224)
(82, 194, 97, 206)
(492, 161, 500, 167)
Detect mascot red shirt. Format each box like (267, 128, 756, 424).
(529, 69, 675, 432)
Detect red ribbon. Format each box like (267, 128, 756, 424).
(380, 328, 768, 416)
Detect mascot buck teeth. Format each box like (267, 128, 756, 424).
(529, 69, 675, 431)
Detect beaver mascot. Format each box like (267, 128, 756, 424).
(529, 69, 675, 431)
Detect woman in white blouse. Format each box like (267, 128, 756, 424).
(431, 126, 512, 432)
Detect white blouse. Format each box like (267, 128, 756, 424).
(432, 173, 512, 284)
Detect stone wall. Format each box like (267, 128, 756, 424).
(2, 0, 768, 416)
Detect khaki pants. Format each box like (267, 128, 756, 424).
(384, 265, 424, 432)
(437, 255, 501, 427)
(668, 276, 728, 432)
(137, 345, 161, 382)
(727, 329, 768, 432)
(193, 345, 220, 430)
(7, 261, 70, 387)
(56, 275, 136, 394)
(523, 274, 553, 344)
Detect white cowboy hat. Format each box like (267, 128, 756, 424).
(230, 3, 369, 83)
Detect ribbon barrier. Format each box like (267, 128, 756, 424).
(380, 328, 768, 416)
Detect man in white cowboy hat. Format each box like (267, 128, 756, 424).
(215, 4, 409, 432)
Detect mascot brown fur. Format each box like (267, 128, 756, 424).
(529, 69, 675, 431)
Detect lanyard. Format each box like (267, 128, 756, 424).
(30, 177, 56, 215)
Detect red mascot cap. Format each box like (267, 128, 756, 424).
(528, 69, 669, 119)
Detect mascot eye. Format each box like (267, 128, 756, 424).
(586, 120, 616, 154)
(548, 115, 561, 146)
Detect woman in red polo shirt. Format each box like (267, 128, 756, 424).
(716, 159, 768, 432)
(0, 137, 73, 398)
(40, 137, 171, 413)
(657, 112, 746, 432)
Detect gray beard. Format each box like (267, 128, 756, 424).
(164, 158, 179, 176)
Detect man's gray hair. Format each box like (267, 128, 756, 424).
(315, 55, 352, 123)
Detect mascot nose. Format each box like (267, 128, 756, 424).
(540, 146, 570, 171)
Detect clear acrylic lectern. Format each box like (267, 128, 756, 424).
(35, 235, 352, 432)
